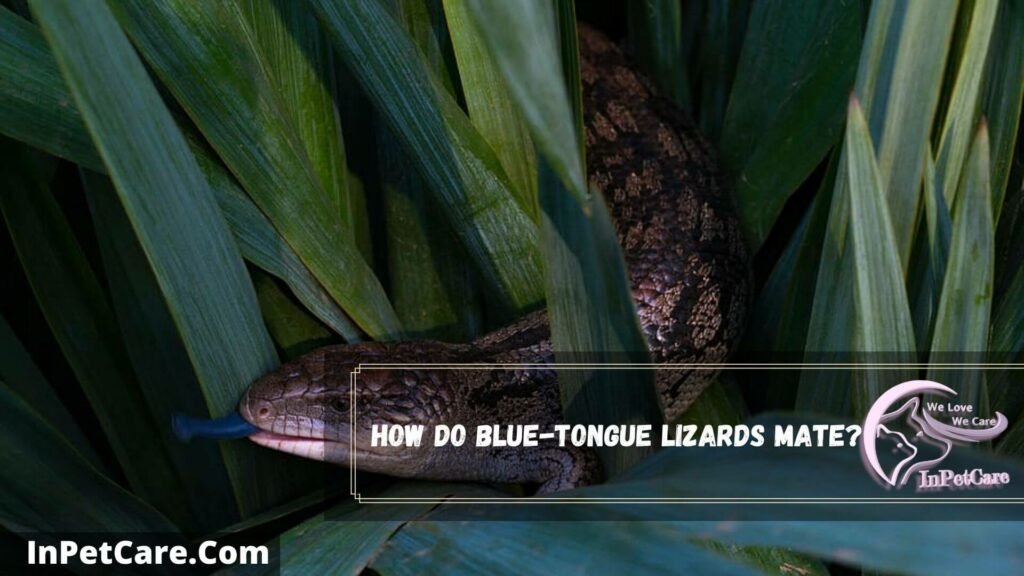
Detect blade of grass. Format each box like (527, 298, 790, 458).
(0, 140, 193, 526)
(378, 0, 482, 341)
(858, 0, 958, 268)
(0, 314, 100, 468)
(928, 123, 995, 408)
(627, 0, 688, 110)
(910, 150, 952, 349)
(721, 0, 862, 248)
(28, 0, 297, 516)
(697, 541, 828, 576)
(310, 0, 545, 316)
(110, 0, 401, 340)
(81, 171, 243, 532)
(378, 125, 482, 341)
(934, 0, 1000, 207)
(240, 0, 369, 258)
(844, 97, 917, 412)
(467, 0, 661, 473)
(443, 0, 537, 212)
(538, 164, 662, 473)
(0, 6, 102, 171)
(983, 0, 1024, 221)
(0, 385, 179, 533)
(0, 8, 361, 342)
(797, 152, 856, 416)
(798, 0, 957, 413)
(694, 0, 751, 145)
(554, 0, 585, 168)
(989, 266, 1024, 421)
(464, 0, 585, 198)
(253, 271, 335, 360)
(200, 155, 363, 342)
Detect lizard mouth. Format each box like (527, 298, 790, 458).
(247, 430, 347, 463)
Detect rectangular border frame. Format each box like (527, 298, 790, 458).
(350, 363, 1024, 504)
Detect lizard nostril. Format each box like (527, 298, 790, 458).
(258, 406, 271, 418)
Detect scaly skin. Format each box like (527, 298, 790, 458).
(239, 25, 750, 494)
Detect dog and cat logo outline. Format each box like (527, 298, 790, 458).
(861, 380, 1009, 489)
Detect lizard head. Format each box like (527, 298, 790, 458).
(238, 341, 458, 476)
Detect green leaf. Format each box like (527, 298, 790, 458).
(693, 0, 751, 145)
(755, 153, 838, 364)
(0, 314, 100, 468)
(910, 150, 954, 349)
(554, 0, 585, 167)
(537, 163, 660, 474)
(378, 0, 482, 342)
(0, 7, 362, 342)
(201, 155, 364, 343)
(983, 0, 1024, 221)
(82, 171, 243, 532)
(0, 385, 179, 533)
(627, 0, 688, 111)
(310, 0, 544, 315)
(378, 125, 482, 341)
(254, 271, 334, 360)
(443, 0, 537, 212)
(28, 0, 293, 516)
(722, 0, 862, 249)
(696, 541, 829, 576)
(0, 6, 103, 171)
(928, 123, 994, 407)
(110, 0, 401, 340)
(855, 0, 958, 268)
(989, 266, 1024, 421)
(0, 140, 190, 524)
(374, 521, 761, 576)
(845, 97, 917, 409)
(934, 0, 1000, 207)
(467, 0, 660, 472)
(465, 0, 586, 198)
(222, 483, 458, 576)
(797, 152, 857, 416)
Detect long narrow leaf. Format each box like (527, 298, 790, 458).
(721, 0, 862, 248)
(378, 125, 482, 341)
(443, 0, 537, 212)
(110, 0, 401, 340)
(627, 0, 688, 110)
(934, 0, 1000, 207)
(379, 0, 482, 342)
(0, 140, 190, 524)
(0, 385, 179, 533)
(82, 171, 247, 532)
(929, 124, 995, 407)
(310, 0, 544, 315)
(859, 0, 958, 267)
(253, 271, 334, 360)
(844, 97, 917, 411)
(465, 0, 585, 198)
(29, 0, 295, 516)
(0, 315, 100, 467)
(0, 8, 361, 341)
(467, 1, 660, 472)
(983, 0, 1024, 220)
(910, 150, 953, 349)
(0, 6, 102, 171)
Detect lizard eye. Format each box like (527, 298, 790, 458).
(329, 397, 349, 412)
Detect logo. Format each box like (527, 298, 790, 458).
(861, 380, 1009, 491)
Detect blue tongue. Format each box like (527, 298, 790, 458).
(172, 412, 258, 442)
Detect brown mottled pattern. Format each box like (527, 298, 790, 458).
(239, 25, 750, 493)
